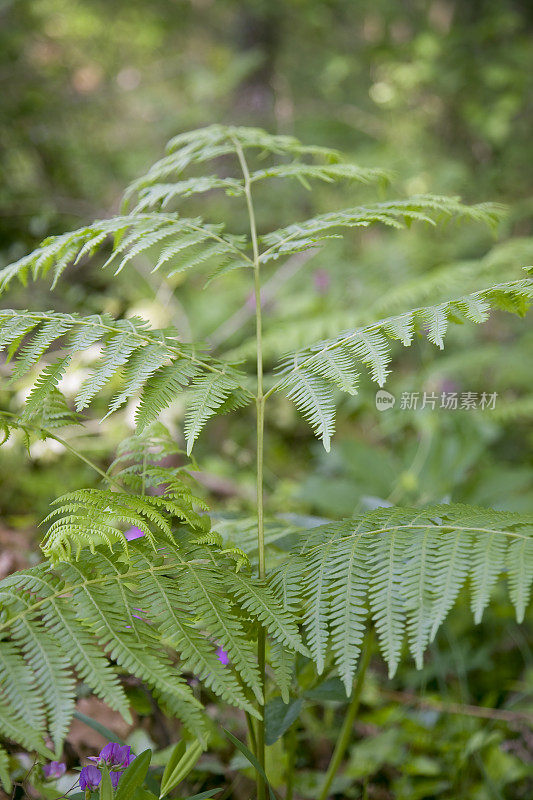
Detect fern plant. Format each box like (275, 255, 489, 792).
(0, 124, 532, 798)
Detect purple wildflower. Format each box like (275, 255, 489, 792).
(216, 646, 230, 665)
(91, 743, 133, 769)
(110, 771, 122, 789)
(125, 526, 145, 541)
(42, 761, 66, 780)
(79, 765, 101, 791)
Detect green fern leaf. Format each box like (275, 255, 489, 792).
(9, 598, 76, 753)
(75, 328, 141, 411)
(184, 371, 246, 455)
(133, 177, 244, 211)
(276, 276, 532, 448)
(0, 698, 54, 758)
(10, 316, 74, 382)
(22, 356, 72, 421)
(136, 360, 200, 430)
(0, 640, 46, 731)
(278, 366, 335, 452)
(269, 642, 296, 704)
(273, 505, 533, 685)
(105, 345, 169, 417)
(0, 744, 11, 793)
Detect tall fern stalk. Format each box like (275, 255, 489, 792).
(0, 125, 532, 797)
(234, 136, 268, 798)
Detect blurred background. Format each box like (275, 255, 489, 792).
(1, 1, 533, 797)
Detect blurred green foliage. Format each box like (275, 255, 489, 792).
(1, 1, 532, 797)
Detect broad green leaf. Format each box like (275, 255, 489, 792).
(264, 697, 303, 745)
(159, 741, 203, 798)
(115, 749, 152, 800)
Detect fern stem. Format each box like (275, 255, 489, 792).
(285, 722, 297, 800)
(0, 411, 123, 491)
(233, 136, 267, 800)
(317, 631, 374, 800)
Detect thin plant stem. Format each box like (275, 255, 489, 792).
(0, 410, 123, 491)
(233, 136, 267, 800)
(317, 631, 374, 800)
(245, 710, 258, 756)
(285, 723, 298, 800)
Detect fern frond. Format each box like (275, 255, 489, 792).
(40, 479, 207, 561)
(0, 744, 10, 792)
(8, 594, 76, 753)
(133, 177, 245, 211)
(276, 276, 533, 448)
(41, 597, 131, 720)
(10, 317, 73, 382)
(124, 123, 339, 212)
(59, 556, 206, 739)
(169, 548, 262, 702)
(272, 504, 533, 685)
(279, 364, 336, 451)
(0, 529, 304, 754)
(21, 357, 72, 422)
(184, 370, 249, 455)
(305, 347, 359, 395)
(223, 571, 305, 654)
(131, 550, 257, 716)
(0, 697, 54, 758)
(135, 360, 201, 430)
(123, 124, 356, 213)
(165, 124, 341, 160)
(0, 640, 46, 730)
(249, 162, 390, 188)
(260, 195, 503, 264)
(105, 345, 170, 417)
(1, 309, 251, 441)
(75, 325, 142, 411)
(0, 214, 250, 293)
(269, 642, 296, 704)
(328, 529, 370, 693)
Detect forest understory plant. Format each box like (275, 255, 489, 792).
(0, 125, 532, 799)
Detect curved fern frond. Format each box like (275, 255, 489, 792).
(260, 196, 503, 264)
(124, 124, 342, 214)
(40, 478, 208, 562)
(184, 370, 250, 455)
(366, 237, 533, 319)
(7, 594, 76, 753)
(272, 504, 533, 690)
(133, 177, 245, 212)
(276, 275, 533, 448)
(0, 213, 250, 293)
(165, 124, 341, 162)
(21, 359, 73, 423)
(249, 162, 390, 189)
(0, 531, 304, 755)
(0, 309, 251, 436)
(279, 365, 336, 452)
